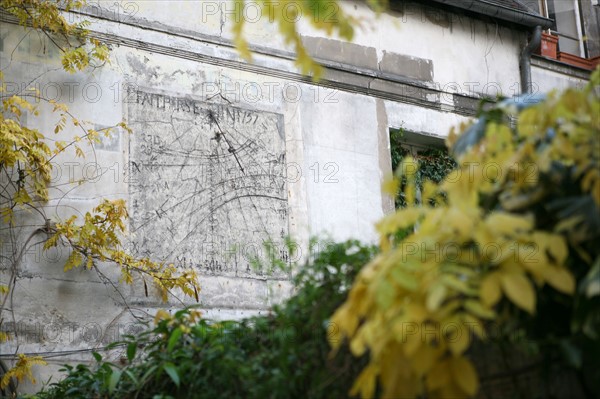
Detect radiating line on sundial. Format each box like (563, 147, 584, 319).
(131, 184, 212, 232)
(212, 129, 275, 247)
(206, 110, 286, 251)
(157, 191, 287, 264)
(220, 123, 276, 180)
(212, 139, 266, 274)
(208, 110, 245, 175)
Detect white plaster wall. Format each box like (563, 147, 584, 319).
(531, 64, 589, 93)
(384, 100, 470, 137)
(0, 1, 590, 392)
(82, 0, 524, 98)
(300, 90, 383, 243)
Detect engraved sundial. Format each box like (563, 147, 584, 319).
(127, 89, 289, 277)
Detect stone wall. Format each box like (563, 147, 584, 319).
(0, 0, 591, 391)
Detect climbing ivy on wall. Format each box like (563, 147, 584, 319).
(389, 128, 456, 208)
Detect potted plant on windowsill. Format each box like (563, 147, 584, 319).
(540, 31, 559, 59)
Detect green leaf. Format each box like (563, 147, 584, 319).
(559, 339, 582, 369)
(580, 256, 600, 298)
(108, 369, 122, 394)
(123, 369, 139, 387)
(92, 351, 102, 362)
(163, 362, 180, 388)
(168, 327, 183, 352)
(127, 342, 137, 362)
(140, 365, 158, 385)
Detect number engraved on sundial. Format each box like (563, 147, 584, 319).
(128, 89, 289, 277)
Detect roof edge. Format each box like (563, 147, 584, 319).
(421, 0, 554, 29)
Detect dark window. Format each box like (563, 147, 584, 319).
(546, 0, 583, 56)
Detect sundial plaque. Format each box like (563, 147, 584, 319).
(127, 89, 289, 278)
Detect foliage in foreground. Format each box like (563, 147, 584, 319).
(330, 69, 600, 398)
(33, 241, 376, 399)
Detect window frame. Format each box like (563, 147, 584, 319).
(388, 128, 455, 209)
(540, 0, 587, 57)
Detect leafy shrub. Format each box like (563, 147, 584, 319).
(33, 240, 376, 399)
(330, 68, 600, 398)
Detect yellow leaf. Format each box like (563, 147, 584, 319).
(411, 345, 439, 375)
(376, 279, 395, 308)
(379, 350, 418, 399)
(64, 251, 83, 272)
(547, 235, 568, 265)
(350, 364, 378, 399)
(544, 266, 575, 294)
(154, 310, 170, 324)
(461, 313, 486, 340)
(405, 303, 429, 323)
(435, 299, 462, 320)
(390, 268, 419, 291)
(463, 300, 495, 319)
(438, 382, 470, 399)
(447, 322, 470, 356)
(43, 233, 60, 250)
(451, 356, 479, 396)
(404, 331, 422, 357)
(426, 283, 447, 311)
(376, 207, 422, 236)
(480, 272, 502, 307)
(382, 176, 399, 196)
(350, 326, 368, 356)
(0, 354, 46, 388)
(500, 272, 536, 314)
(329, 303, 359, 348)
(426, 359, 451, 391)
(485, 211, 533, 236)
(442, 274, 477, 296)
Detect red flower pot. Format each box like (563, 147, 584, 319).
(540, 32, 558, 59)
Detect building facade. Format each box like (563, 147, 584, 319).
(1, 0, 598, 389)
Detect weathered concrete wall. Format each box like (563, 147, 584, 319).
(531, 56, 592, 93)
(0, 0, 591, 391)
